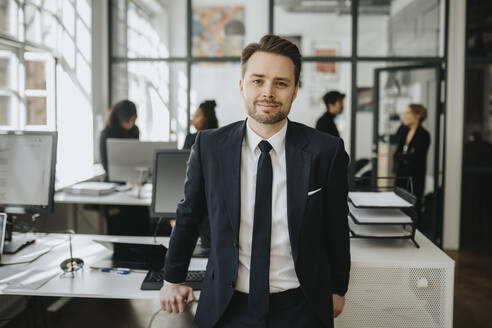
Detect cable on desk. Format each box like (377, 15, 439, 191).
(147, 308, 162, 328)
(153, 217, 163, 243)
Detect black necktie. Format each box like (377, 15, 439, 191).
(249, 140, 273, 318)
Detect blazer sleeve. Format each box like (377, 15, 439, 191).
(324, 138, 350, 296)
(164, 131, 208, 283)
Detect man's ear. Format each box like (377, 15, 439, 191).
(239, 79, 244, 95)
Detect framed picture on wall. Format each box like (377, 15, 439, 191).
(192, 6, 245, 57)
(313, 41, 340, 80)
(307, 41, 341, 105)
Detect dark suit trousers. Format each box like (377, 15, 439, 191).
(214, 289, 326, 328)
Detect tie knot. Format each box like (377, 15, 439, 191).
(258, 140, 272, 153)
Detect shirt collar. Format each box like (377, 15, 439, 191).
(245, 119, 287, 155)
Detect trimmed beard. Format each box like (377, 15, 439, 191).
(247, 101, 289, 125)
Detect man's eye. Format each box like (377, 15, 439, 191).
(252, 80, 262, 85)
(276, 82, 287, 87)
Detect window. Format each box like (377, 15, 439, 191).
(274, 0, 352, 57)
(358, 0, 445, 57)
(0, 48, 18, 129)
(0, 0, 94, 187)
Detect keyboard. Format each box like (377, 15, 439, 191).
(140, 270, 205, 290)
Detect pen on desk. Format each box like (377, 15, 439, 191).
(100, 268, 131, 274)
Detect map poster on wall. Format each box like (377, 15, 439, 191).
(192, 6, 245, 57)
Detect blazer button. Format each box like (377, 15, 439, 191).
(233, 242, 238, 249)
(228, 281, 235, 288)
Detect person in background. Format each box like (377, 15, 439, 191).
(183, 100, 219, 149)
(99, 99, 149, 236)
(181, 100, 218, 247)
(315, 90, 345, 138)
(100, 99, 139, 176)
(393, 104, 431, 215)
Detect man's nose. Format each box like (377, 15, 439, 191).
(261, 83, 274, 99)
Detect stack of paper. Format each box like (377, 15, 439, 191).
(349, 216, 412, 237)
(349, 192, 413, 208)
(348, 203, 412, 224)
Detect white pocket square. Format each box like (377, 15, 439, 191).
(307, 188, 322, 196)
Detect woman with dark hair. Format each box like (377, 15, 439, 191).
(181, 100, 217, 247)
(394, 104, 431, 215)
(99, 100, 149, 235)
(183, 100, 218, 149)
(100, 100, 139, 175)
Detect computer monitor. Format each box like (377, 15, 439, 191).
(0, 131, 57, 214)
(106, 139, 177, 183)
(0, 213, 6, 257)
(151, 150, 190, 217)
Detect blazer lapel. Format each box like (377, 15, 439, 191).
(285, 121, 311, 262)
(219, 121, 246, 242)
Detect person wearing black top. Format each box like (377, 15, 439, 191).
(393, 104, 431, 215)
(100, 100, 139, 176)
(183, 100, 219, 149)
(182, 100, 218, 248)
(315, 90, 345, 137)
(99, 100, 149, 235)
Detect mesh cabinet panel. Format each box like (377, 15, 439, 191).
(335, 266, 453, 328)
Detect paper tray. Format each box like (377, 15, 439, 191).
(349, 216, 413, 238)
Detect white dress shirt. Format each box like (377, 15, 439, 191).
(235, 120, 300, 293)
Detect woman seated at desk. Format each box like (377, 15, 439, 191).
(183, 100, 218, 149)
(99, 100, 150, 236)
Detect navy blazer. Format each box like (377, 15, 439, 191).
(164, 120, 350, 328)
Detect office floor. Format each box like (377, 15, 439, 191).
(4, 249, 492, 328)
(446, 249, 492, 328)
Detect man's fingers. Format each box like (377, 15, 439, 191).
(170, 298, 178, 313)
(176, 295, 186, 313)
(186, 288, 195, 304)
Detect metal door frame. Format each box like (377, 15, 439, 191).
(373, 63, 443, 242)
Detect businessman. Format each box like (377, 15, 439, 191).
(160, 34, 350, 328)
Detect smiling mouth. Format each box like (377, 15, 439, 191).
(257, 103, 279, 108)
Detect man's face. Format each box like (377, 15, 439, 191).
(331, 99, 344, 114)
(239, 51, 299, 125)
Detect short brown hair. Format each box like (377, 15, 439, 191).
(241, 34, 302, 85)
(408, 103, 428, 122)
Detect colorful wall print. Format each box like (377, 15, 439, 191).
(192, 6, 245, 57)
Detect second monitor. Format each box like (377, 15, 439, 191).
(151, 150, 190, 217)
(106, 139, 177, 183)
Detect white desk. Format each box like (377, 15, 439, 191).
(0, 231, 454, 328)
(0, 233, 203, 299)
(54, 184, 152, 206)
(54, 184, 153, 233)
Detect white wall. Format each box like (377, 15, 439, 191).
(92, 0, 108, 162)
(443, 0, 466, 250)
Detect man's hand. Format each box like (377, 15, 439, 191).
(332, 294, 345, 318)
(160, 282, 195, 313)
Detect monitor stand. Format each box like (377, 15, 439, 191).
(1, 212, 36, 254)
(3, 236, 36, 254)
